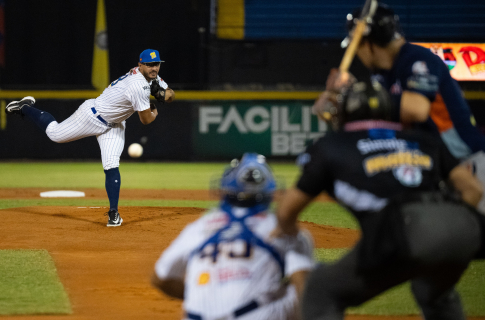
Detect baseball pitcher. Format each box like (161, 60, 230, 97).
(5, 49, 174, 227)
(152, 153, 314, 320)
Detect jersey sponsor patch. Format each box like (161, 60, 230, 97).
(363, 150, 433, 176)
(357, 138, 408, 155)
(407, 74, 439, 92)
(393, 165, 423, 187)
(334, 180, 388, 212)
(217, 266, 251, 283)
(198, 272, 211, 285)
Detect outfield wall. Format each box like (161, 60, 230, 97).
(1, 96, 484, 161)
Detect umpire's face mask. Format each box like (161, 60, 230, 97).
(343, 80, 394, 124)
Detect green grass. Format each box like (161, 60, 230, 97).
(0, 162, 300, 189)
(0, 199, 218, 210)
(300, 202, 359, 229)
(0, 249, 71, 315)
(314, 248, 485, 316)
(1, 162, 484, 317)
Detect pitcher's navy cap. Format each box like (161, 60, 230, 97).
(139, 49, 164, 63)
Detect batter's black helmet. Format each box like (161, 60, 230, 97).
(323, 80, 394, 130)
(343, 3, 402, 47)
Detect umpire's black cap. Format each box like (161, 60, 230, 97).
(341, 3, 403, 48)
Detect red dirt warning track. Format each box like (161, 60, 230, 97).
(0, 189, 481, 320)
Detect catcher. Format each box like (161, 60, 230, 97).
(276, 80, 485, 320)
(152, 153, 315, 320)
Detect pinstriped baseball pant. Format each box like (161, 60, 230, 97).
(45, 100, 125, 170)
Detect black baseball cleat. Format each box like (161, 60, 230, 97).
(106, 209, 123, 227)
(5, 96, 36, 115)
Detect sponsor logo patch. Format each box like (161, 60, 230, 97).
(198, 272, 210, 285)
(364, 150, 432, 176)
(217, 267, 251, 283)
(393, 165, 423, 187)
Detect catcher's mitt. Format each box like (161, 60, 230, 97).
(150, 80, 166, 104)
(312, 69, 356, 121)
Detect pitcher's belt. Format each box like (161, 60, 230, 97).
(91, 107, 115, 128)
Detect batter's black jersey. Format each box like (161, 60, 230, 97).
(373, 43, 485, 158)
(296, 120, 459, 217)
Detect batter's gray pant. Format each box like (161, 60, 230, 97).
(302, 200, 482, 320)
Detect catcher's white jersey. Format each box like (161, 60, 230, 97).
(44, 67, 167, 169)
(154, 206, 314, 320)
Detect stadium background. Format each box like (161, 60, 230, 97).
(0, 0, 484, 160)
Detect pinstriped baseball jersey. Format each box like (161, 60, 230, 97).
(44, 66, 167, 170)
(95, 67, 168, 123)
(154, 207, 314, 320)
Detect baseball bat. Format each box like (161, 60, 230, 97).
(339, 0, 378, 73)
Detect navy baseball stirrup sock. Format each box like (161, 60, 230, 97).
(104, 168, 121, 210)
(21, 106, 56, 132)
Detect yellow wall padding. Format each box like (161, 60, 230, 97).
(217, 0, 244, 40)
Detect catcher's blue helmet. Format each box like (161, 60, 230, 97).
(219, 153, 276, 207)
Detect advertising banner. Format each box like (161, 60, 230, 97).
(195, 102, 327, 158)
(413, 43, 485, 81)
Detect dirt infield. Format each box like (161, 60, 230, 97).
(1, 189, 481, 320)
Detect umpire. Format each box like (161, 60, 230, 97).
(276, 80, 485, 320)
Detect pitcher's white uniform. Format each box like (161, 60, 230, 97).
(44, 67, 168, 169)
(154, 206, 314, 320)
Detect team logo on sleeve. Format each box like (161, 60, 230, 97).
(150, 52, 157, 59)
(412, 61, 429, 75)
(407, 61, 439, 92)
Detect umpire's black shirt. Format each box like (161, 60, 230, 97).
(297, 120, 459, 222)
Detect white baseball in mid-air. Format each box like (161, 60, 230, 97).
(128, 143, 143, 158)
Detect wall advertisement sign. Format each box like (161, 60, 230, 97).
(413, 43, 485, 81)
(195, 102, 327, 158)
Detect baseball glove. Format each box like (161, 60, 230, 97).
(312, 68, 356, 121)
(150, 80, 166, 104)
